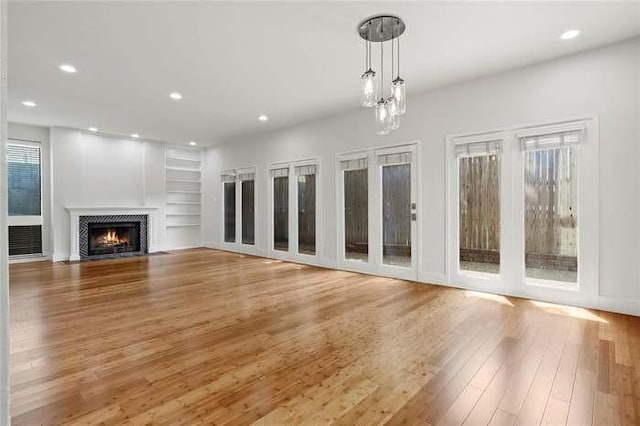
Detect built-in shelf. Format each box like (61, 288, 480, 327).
(167, 201, 201, 205)
(166, 167, 202, 173)
(166, 179, 202, 183)
(166, 156, 201, 163)
(165, 145, 202, 232)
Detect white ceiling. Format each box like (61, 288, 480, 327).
(8, 1, 640, 146)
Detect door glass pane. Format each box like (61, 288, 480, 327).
(297, 174, 316, 255)
(8, 144, 41, 216)
(459, 155, 500, 274)
(242, 180, 255, 245)
(223, 182, 236, 243)
(382, 164, 411, 266)
(525, 147, 578, 283)
(273, 176, 289, 251)
(344, 169, 368, 261)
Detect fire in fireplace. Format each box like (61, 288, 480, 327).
(88, 222, 141, 257)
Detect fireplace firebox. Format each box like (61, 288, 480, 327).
(78, 214, 148, 260)
(88, 222, 141, 257)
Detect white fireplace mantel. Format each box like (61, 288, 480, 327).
(66, 206, 160, 261)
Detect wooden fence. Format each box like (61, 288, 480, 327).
(459, 149, 577, 271)
(459, 155, 501, 263)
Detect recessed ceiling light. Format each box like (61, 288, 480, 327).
(189, 141, 197, 146)
(59, 64, 77, 73)
(131, 133, 139, 138)
(169, 92, 182, 100)
(560, 30, 580, 40)
(22, 100, 36, 108)
(88, 127, 98, 132)
(258, 114, 268, 122)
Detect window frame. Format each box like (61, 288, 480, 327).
(448, 132, 507, 290)
(446, 116, 599, 307)
(375, 144, 418, 279)
(267, 158, 321, 264)
(517, 126, 584, 291)
(7, 140, 43, 226)
(238, 170, 256, 247)
(220, 166, 257, 252)
(336, 142, 420, 281)
(336, 152, 371, 272)
(7, 139, 45, 258)
(267, 163, 291, 259)
(221, 170, 237, 245)
(455, 137, 504, 281)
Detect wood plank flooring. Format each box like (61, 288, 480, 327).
(9, 248, 640, 425)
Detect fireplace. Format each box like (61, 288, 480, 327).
(78, 214, 148, 260)
(88, 222, 141, 257)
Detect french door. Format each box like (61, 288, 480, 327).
(338, 144, 418, 280)
(268, 160, 320, 263)
(375, 146, 418, 280)
(221, 167, 256, 252)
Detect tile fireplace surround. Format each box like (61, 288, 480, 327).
(66, 207, 160, 261)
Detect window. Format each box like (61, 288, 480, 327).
(522, 131, 579, 284)
(222, 174, 236, 243)
(272, 167, 289, 251)
(295, 164, 317, 255)
(342, 158, 368, 261)
(8, 142, 43, 256)
(8, 144, 41, 216)
(221, 169, 255, 246)
(456, 141, 501, 274)
(241, 178, 255, 245)
(449, 120, 594, 298)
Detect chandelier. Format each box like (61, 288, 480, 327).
(358, 14, 406, 135)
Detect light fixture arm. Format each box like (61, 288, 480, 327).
(380, 18, 384, 100)
(397, 20, 401, 78)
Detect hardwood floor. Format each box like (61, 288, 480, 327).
(9, 248, 640, 425)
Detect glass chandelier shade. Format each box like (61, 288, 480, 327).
(375, 98, 390, 135)
(391, 77, 406, 116)
(360, 69, 377, 107)
(387, 96, 400, 130)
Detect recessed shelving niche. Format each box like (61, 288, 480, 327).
(165, 146, 202, 228)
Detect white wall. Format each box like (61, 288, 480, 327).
(203, 38, 640, 315)
(46, 128, 201, 260)
(1, 1, 9, 422)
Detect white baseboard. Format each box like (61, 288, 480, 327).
(8, 254, 51, 264)
(52, 252, 69, 262)
(320, 257, 339, 269)
(161, 244, 206, 252)
(595, 295, 640, 317)
(418, 271, 448, 286)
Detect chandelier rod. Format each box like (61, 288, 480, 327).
(380, 17, 384, 98)
(397, 19, 401, 77)
(391, 22, 395, 82)
(368, 22, 371, 70)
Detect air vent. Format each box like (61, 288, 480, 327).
(9, 225, 43, 256)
